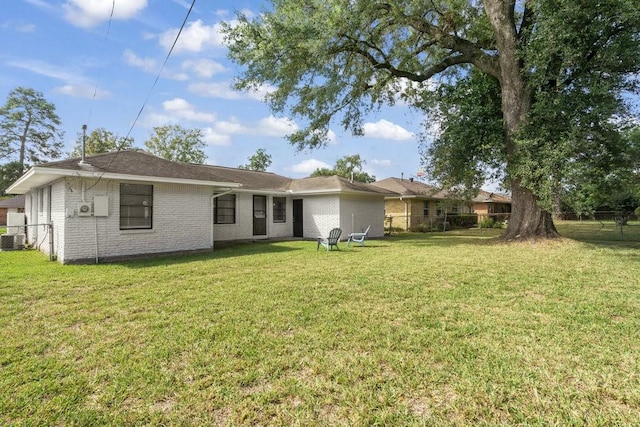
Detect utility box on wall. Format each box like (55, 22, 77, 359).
(94, 196, 109, 217)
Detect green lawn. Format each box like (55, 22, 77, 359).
(1, 225, 639, 425)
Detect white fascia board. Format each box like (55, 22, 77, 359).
(290, 189, 385, 197)
(234, 189, 290, 195)
(5, 168, 37, 194)
(384, 195, 417, 199)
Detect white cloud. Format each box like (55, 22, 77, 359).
(256, 116, 298, 137)
(159, 19, 225, 53)
(371, 159, 393, 167)
(188, 81, 275, 101)
(7, 58, 110, 99)
(21, 23, 37, 33)
(363, 119, 414, 141)
(123, 49, 188, 81)
(206, 115, 298, 138)
(211, 118, 247, 135)
(123, 49, 157, 73)
(24, 0, 56, 12)
(54, 84, 109, 99)
(7, 58, 78, 81)
(188, 82, 243, 100)
(162, 98, 217, 122)
(63, 0, 147, 28)
(181, 59, 226, 78)
(288, 159, 331, 174)
(202, 127, 231, 146)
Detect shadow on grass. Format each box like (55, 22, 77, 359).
(386, 230, 502, 249)
(113, 223, 638, 269)
(118, 239, 304, 269)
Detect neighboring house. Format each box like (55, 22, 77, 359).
(471, 190, 512, 222)
(0, 194, 25, 226)
(374, 177, 511, 230)
(7, 150, 392, 264)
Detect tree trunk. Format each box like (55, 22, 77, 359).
(501, 179, 560, 240)
(19, 113, 31, 172)
(484, 0, 560, 240)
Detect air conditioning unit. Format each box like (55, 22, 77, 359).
(77, 201, 92, 216)
(0, 234, 14, 251)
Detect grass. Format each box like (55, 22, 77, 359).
(1, 223, 639, 425)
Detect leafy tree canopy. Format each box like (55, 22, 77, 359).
(144, 125, 207, 164)
(560, 125, 640, 216)
(225, 0, 640, 240)
(311, 154, 376, 183)
(70, 127, 134, 158)
(0, 161, 24, 196)
(0, 86, 64, 171)
(238, 148, 272, 171)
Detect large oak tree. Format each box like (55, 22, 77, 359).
(225, 0, 640, 240)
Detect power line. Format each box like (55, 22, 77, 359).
(120, 0, 197, 145)
(86, 0, 197, 190)
(86, 0, 116, 126)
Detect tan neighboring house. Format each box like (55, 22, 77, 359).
(471, 190, 512, 222)
(0, 194, 25, 226)
(374, 177, 511, 231)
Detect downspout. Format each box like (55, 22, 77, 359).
(95, 216, 99, 264)
(402, 197, 409, 231)
(210, 190, 234, 251)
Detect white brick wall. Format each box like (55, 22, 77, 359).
(213, 193, 293, 241)
(23, 176, 386, 263)
(339, 195, 385, 238)
(303, 195, 341, 239)
(57, 179, 215, 263)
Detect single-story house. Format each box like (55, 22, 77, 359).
(7, 150, 393, 264)
(0, 194, 25, 226)
(374, 177, 511, 230)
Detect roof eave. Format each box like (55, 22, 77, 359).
(6, 167, 241, 194)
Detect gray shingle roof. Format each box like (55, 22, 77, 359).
(15, 150, 394, 196)
(0, 194, 25, 208)
(40, 150, 231, 183)
(192, 164, 292, 191)
(289, 175, 396, 195)
(375, 177, 511, 203)
(374, 177, 447, 198)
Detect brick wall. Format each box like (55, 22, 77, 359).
(59, 179, 214, 263)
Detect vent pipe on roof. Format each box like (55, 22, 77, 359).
(79, 124, 87, 165)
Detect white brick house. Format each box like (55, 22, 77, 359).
(7, 150, 392, 263)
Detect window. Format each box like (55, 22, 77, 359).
(215, 194, 236, 224)
(423, 201, 429, 217)
(451, 205, 459, 215)
(120, 184, 153, 230)
(273, 197, 286, 223)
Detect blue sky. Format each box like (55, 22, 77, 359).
(0, 0, 429, 181)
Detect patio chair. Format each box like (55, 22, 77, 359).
(317, 227, 342, 251)
(346, 225, 370, 248)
